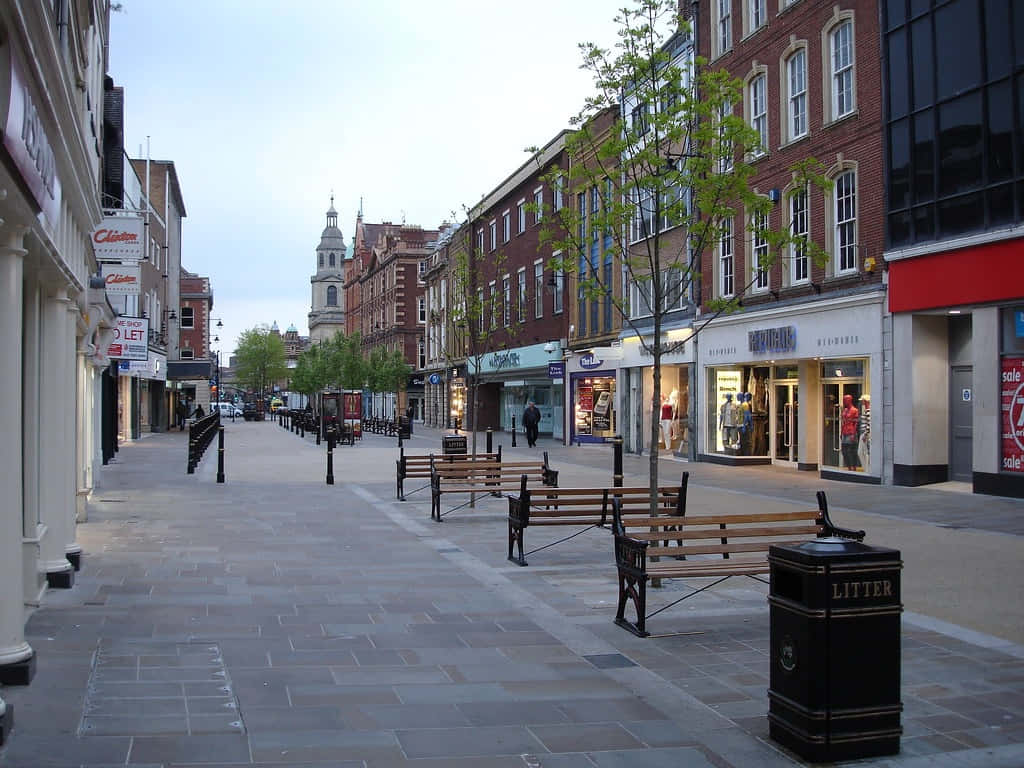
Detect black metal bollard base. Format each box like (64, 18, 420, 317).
(613, 435, 623, 488)
(511, 416, 517, 447)
(486, 428, 493, 454)
(216, 426, 225, 484)
(326, 436, 335, 485)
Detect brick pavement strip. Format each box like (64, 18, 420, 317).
(0, 422, 1022, 767)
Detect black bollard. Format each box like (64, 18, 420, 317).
(326, 434, 335, 485)
(486, 428, 493, 454)
(216, 426, 225, 484)
(613, 435, 623, 487)
(511, 415, 517, 447)
(300, 418, 305, 438)
(316, 417, 321, 445)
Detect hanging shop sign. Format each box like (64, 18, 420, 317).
(107, 316, 149, 361)
(428, 373, 441, 385)
(3, 50, 61, 229)
(92, 216, 145, 260)
(548, 361, 565, 378)
(1001, 357, 1024, 473)
(104, 264, 141, 295)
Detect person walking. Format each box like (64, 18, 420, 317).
(522, 400, 541, 448)
(175, 400, 188, 431)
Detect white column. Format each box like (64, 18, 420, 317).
(65, 301, 83, 566)
(38, 289, 74, 588)
(0, 232, 35, 684)
(21, 275, 44, 607)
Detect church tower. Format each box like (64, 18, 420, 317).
(308, 196, 347, 344)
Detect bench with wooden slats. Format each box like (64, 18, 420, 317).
(612, 491, 865, 637)
(396, 446, 502, 500)
(430, 452, 558, 522)
(506, 472, 689, 566)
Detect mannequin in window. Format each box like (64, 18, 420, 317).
(739, 392, 753, 454)
(857, 393, 871, 471)
(840, 393, 860, 470)
(660, 393, 674, 449)
(720, 393, 739, 451)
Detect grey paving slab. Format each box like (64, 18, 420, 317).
(2, 422, 1023, 768)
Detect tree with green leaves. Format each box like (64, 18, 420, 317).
(540, 0, 829, 498)
(234, 326, 288, 412)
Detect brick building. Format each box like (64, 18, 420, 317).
(695, 0, 886, 482)
(176, 270, 215, 412)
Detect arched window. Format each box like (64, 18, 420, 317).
(329, 252, 336, 267)
(327, 285, 338, 306)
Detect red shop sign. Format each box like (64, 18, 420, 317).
(1001, 357, 1024, 473)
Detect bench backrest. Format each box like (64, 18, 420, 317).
(612, 489, 865, 558)
(517, 471, 688, 524)
(399, 445, 502, 473)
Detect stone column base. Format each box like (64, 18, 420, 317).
(0, 649, 36, 686)
(0, 700, 12, 746)
(46, 566, 74, 589)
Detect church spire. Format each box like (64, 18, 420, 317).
(326, 194, 337, 229)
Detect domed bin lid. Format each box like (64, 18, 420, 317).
(770, 537, 900, 565)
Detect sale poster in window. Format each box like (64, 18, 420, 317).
(1002, 357, 1024, 473)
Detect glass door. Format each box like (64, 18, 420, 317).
(773, 382, 798, 464)
(822, 380, 864, 472)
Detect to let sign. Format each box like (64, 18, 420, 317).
(107, 316, 149, 361)
(1001, 357, 1024, 473)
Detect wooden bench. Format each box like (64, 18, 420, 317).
(430, 452, 558, 522)
(612, 491, 865, 637)
(507, 472, 690, 566)
(396, 446, 502, 500)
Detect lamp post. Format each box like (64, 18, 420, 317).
(210, 317, 224, 407)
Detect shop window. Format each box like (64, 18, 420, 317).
(180, 307, 194, 329)
(573, 375, 616, 442)
(706, 365, 770, 456)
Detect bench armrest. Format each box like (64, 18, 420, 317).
(613, 531, 648, 577)
(816, 491, 866, 541)
(543, 468, 559, 487)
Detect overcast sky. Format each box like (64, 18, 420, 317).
(109, 1, 625, 354)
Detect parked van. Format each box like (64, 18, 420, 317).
(214, 402, 242, 418)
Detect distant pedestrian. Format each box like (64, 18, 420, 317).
(176, 400, 187, 430)
(522, 401, 541, 447)
(192, 403, 205, 419)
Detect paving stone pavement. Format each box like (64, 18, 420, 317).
(1, 419, 1023, 767)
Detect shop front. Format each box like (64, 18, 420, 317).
(698, 294, 884, 482)
(471, 343, 564, 440)
(567, 350, 618, 444)
(617, 331, 695, 457)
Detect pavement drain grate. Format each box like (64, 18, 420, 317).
(78, 640, 244, 737)
(583, 653, 637, 669)
(437, 547, 462, 553)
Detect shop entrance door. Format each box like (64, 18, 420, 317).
(822, 380, 864, 472)
(773, 382, 798, 465)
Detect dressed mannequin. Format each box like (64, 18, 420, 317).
(739, 392, 753, 454)
(660, 393, 674, 449)
(840, 393, 860, 470)
(857, 394, 871, 471)
(720, 393, 739, 451)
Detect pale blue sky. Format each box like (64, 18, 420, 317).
(109, 1, 625, 354)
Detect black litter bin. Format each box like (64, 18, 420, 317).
(768, 537, 903, 763)
(442, 433, 467, 455)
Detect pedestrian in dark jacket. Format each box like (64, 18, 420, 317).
(522, 401, 541, 447)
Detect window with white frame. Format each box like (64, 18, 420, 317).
(590, 185, 600, 243)
(553, 268, 565, 315)
(418, 339, 425, 369)
(831, 20, 855, 120)
(517, 268, 526, 322)
(662, 268, 685, 311)
(717, 0, 732, 56)
(418, 296, 426, 323)
(517, 200, 526, 233)
(577, 192, 587, 245)
(502, 275, 510, 326)
(534, 187, 543, 223)
(719, 218, 734, 297)
(440, 278, 446, 309)
(489, 282, 497, 329)
(502, 211, 510, 243)
(418, 260, 426, 282)
(179, 348, 194, 360)
(718, 100, 734, 172)
(554, 176, 564, 210)
(180, 306, 194, 328)
(630, 186, 658, 243)
(534, 261, 544, 318)
(749, 74, 767, 156)
(790, 187, 809, 283)
(631, 102, 648, 137)
(477, 228, 484, 253)
(489, 220, 497, 251)
(834, 170, 857, 274)
(787, 49, 807, 140)
(748, 0, 765, 33)
(478, 289, 485, 333)
(751, 209, 770, 291)
(629, 275, 654, 319)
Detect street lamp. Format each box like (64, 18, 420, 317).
(210, 317, 224, 406)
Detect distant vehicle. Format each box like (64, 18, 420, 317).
(270, 397, 284, 412)
(213, 402, 242, 418)
(243, 402, 264, 421)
